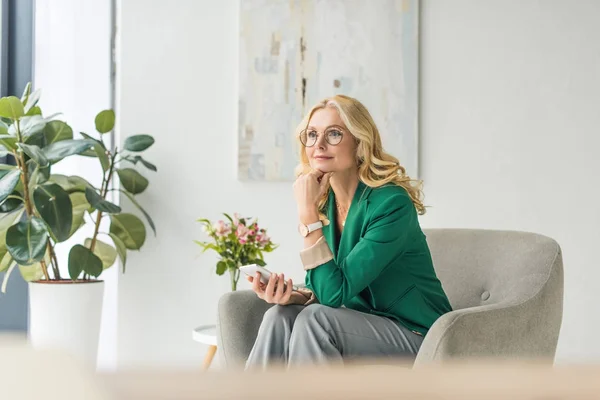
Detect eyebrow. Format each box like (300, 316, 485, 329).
(306, 124, 346, 131)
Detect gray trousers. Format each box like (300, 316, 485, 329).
(245, 304, 424, 369)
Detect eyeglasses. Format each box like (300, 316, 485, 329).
(299, 127, 344, 147)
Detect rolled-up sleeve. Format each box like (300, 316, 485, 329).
(299, 235, 334, 270)
(281, 287, 319, 306)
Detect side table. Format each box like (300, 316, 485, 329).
(192, 325, 217, 370)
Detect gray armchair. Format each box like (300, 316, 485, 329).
(217, 229, 564, 368)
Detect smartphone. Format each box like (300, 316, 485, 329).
(239, 264, 298, 291)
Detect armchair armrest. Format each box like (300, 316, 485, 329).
(216, 290, 274, 369)
(414, 298, 562, 366)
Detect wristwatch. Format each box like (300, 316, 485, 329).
(298, 221, 324, 237)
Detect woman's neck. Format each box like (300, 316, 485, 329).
(330, 169, 359, 209)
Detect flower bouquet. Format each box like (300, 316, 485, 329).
(195, 213, 277, 291)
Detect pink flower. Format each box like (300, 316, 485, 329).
(213, 220, 231, 237)
(233, 213, 242, 226)
(236, 224, 248, 238)
(256, 232, 270, 247)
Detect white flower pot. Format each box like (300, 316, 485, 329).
(28, 280, 105, 367)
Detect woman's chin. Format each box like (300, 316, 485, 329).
(310, 163, 334, 173)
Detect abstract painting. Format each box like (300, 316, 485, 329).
(238, 0, 419, 181)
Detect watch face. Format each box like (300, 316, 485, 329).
(298, 224, 308, 237)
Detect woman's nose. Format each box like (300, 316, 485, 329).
(315, 133, 327, 149)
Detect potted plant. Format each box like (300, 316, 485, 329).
(195, 213, 277, 291)
(0, 84, 156, 365)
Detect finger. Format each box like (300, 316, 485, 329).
(246, 276, 253, 283)
(320, 172, 332, 187)
(309, 169, 324, 180)
(252, 273, 263, 298)
(264, 273, 276, 302)
(275, 273, 285, 300)
(280, 278, 294, 304)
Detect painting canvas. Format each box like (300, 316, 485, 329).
(238, 0, 419, 181)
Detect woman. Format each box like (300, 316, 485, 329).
(245, 95, 452, 369)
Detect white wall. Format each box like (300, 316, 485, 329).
(419, 0, 600, 363)
(116, 0, 304, 368)
(116, 0, 600, 367)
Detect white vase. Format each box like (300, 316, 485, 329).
(28, 280, 105, 367)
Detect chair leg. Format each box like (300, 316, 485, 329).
(203, 345, 217, 370)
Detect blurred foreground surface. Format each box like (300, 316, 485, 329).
(2, 334, 599, 400)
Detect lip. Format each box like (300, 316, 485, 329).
(313, 155, 333, 160)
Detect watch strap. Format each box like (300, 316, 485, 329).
(306, 220, 323, 233)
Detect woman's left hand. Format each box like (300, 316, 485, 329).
(247, 272, 294, 305)
(293, 170, 332, 221)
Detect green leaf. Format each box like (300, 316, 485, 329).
(23, 89, 41, 115)
(18, 143, 49, 167)
(19, 262, 45, 282)
(84, 238, 117, 270)
(68, 244, 102, 280)
(119, 189, 155, 235)
(26, 106, 42, 116)
(33, 183, 73, 242)
(85, 186, 121, 214)
(109, 213, 146, 250)
(124, 134, 154, 152)
(195, 241, 219, 253)
(0, 251, 13, 273)
(0, 207, 25, 234)
(24, 131, 46, 150)
(0, 170, 22, 205)
(19, 116, 46, 137)
(116, 168, 148, 195)
(0, 134, 17, 151)
(49, 174, 93, 193)
(0, 208, 24, 268)
(0, 97, 25, 120)
(42, 139, 95, 163)
(80, 132, 109, 172)
(129, 155, 157, 172)
(44, 120, 73, 144)
(216, 260, 227, 275)
(254, 259, 267, 267)
(0, 120, 8, 134)
(0, 193, 22, 213)
(20, 82, 32, 104)
(68, 192, 90, 238)
(17, 250, 49, 282)
(108, 232, 127, 273)
(26, 160, 50, 193)
(6, 216, 48, 265)
(95, 109, 115, 134)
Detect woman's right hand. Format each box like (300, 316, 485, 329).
(247, 272, 294, 305)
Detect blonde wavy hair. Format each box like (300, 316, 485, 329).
(294, 94, 426, 216)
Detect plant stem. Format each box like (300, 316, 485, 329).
(47, 241, 61, 280)
(89, 150, 118, 254)
(5, 194, 25, 202)
(229, 267, 240, 291)
(13, 124, 50, 281)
